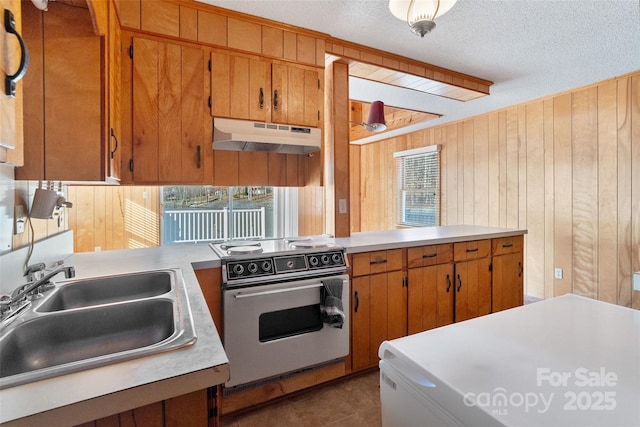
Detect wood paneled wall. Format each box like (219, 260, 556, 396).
(354, 72, 640, 309)
(65, 185, 325, 253)
(66, 186, 160, 252)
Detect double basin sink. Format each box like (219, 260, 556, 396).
(0, 269, 197, 389)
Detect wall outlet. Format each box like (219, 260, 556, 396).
(14, 205, 26, 235)
(338, 199, 347, 214)
(554, 268, 563, 279)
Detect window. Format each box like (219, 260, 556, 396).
(394, 145, 441, 227)
(161, 186, 299, 244)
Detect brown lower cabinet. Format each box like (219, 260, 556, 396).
(351, 237, 524, 373)
(75, 389, 211, 427)
(350, 249, 406, 371)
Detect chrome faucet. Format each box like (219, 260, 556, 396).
(1, 265, 75, 323)
(10, 266, 76, 303)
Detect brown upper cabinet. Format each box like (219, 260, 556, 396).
(17, 1, 117, 182)
(125, 35, 209, 184)
(0, 0, 24, 165)
(210, 49, 322, 128)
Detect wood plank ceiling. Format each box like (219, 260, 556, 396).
(349, 100, 441, 142)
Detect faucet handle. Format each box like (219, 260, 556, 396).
(24, 263, 46, 281)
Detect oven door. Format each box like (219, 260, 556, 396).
(223, 274, 349, 388)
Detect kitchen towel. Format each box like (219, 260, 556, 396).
(320, 278, 345, 329)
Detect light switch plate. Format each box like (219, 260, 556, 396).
(338, 199, 347, 214)
(633, 272, 640, 291)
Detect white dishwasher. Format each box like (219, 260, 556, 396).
(379, 294, 640, 427)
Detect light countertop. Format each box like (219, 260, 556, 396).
(0, 225, 525, 426)
(334, 225, 527, 253)
(0, 245, 228, 427)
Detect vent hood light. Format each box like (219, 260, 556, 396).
(212, 118, 321, 155)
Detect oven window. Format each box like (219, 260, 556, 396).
(259, 304, 322, 342)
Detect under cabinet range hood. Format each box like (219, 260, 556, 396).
(212, 117, 321, 154)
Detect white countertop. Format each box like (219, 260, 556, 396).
(0, 245, 227, 427)
(334, 225, 527, 253)
(0, 225, 525, 425)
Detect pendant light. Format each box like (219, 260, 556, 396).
(389, 0, 458, 37)
(351, 101, 387, 133)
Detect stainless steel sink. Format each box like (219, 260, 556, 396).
(0, 269, 196, 389)
(36, 270, 173, 312)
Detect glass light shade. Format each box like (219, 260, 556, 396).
(365, 101, 387, 132)
(389, 0, 457, 36)
(389, 0, 457, 21)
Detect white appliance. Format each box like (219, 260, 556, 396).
(211, 238, 349, 390)
(379, 294, 640, 427)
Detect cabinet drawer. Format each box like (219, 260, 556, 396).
(453, 240, 491, 261)
(407, 243, 453, 268)
(492, 235, 524, 256)
(352, 249, 403, 276)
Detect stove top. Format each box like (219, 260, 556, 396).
(211, 237, 337, 258)
(210, 237, 347, 287)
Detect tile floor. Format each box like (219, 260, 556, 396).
(219, 369, 381, 427)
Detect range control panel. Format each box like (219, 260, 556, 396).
(224, 250, 346, 283)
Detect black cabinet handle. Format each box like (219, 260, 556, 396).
(259, 88, 264, 109)
(446, 274, 452, 293)
(109, 128, 118, 159)
(518, 261, 523, 277)
(502, 243, 513, 248)
(354, 291, 359, 312)
(456, 274, 462, 292)
(466, 248, 479, 253)
(369, 259, 387, 265)
(196, 145, 201, 169)
(422, 253, 437, 259)
(129, 158, 134, 172)
(273, 89, 278, 111)
(4, 9, 29, 97)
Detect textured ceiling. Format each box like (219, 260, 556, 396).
(198, 0, 640, 143)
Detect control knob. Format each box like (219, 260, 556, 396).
(309, 256, 319, 267)
(248, 262, 258, 273)
(262, 261, 272, 272)
(332, 253, 342, 264)
(321, 255, 330, 265)
(232, 264, 244, 275)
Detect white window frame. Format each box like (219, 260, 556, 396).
(393, 144, 441, 227)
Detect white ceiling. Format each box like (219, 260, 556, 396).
(198, 0, 640, 143)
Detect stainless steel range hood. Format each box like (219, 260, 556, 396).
(212, 117, 321, 154)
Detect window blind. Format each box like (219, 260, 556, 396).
(393, 145, 441, 227)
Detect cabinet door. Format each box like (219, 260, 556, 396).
(131, 37, 206, 183)
(492, 252, 524, 312)
(407, 263, 454, 335)
(107, 0, 121, 180)
(210, 50, 268, 121)
(387, 270, 407, 341)
(351, 276, 371, 371)
(0, 0, 23, 158)
(454, 258, 491, 322)
(18, 2, 104, 180)
(351, 271, 406, 372)
(271, 63, 319, 127)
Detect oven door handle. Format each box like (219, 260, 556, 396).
(233, 282, 325, 299)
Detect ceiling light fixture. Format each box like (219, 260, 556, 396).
(389, 0, 458, 37)
(351, 101, 387, 133)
